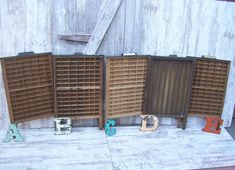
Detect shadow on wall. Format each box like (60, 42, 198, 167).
(225, 104, 235, 139)
(233, 104, 235, 119)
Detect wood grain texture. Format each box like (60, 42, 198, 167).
(189, 58, 230, 117)
(1, 54, 55, 123)
(0, 0, 53, 129)
(106, 56, 148, 119)
(53, 55, 104, 129)
(0, 128, 113, 170)
(1, 60, 14, 123)
(144, 57, 193, 120)
(0, 126, 234, 170)
(0, 0, 235, 128)
(83, 0, 122, 55)
(58, 33, 91, 42)
(107, 126, 235, 170)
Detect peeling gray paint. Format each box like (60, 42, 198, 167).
(0, 0, 234, 129)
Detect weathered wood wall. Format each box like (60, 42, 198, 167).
(0, 0, 53, 129)
(0, 0, 235, 129)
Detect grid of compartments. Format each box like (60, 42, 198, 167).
(106, 56, 148, 119)
(1, 54, 54, 123)
(54, 56, 103, 125)
(189, 58, 230, 117)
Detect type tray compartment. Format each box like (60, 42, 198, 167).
(1, 53, 54, 123)
(144, 56, 194, 129)
(53, 55, 103, 129)
(106, 56, 149, 119)
(189, 58, 230, 117)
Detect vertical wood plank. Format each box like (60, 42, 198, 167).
(133, 0, 144, 54)
(123, 0, 136, 53)
(98, 0, 125, 56)
(52, 0, 84, 54)
(83, 0, 122, 54)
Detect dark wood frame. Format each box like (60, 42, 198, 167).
(143, 56, 195, 129)
(1, 52, 54, 123)
(105, 55, 149, 120)
(1, 52, 230, 128)
(53, 55, 104, 129)
(187, 56, 230, 118)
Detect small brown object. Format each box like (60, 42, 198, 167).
(140, 115, 158, 131)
